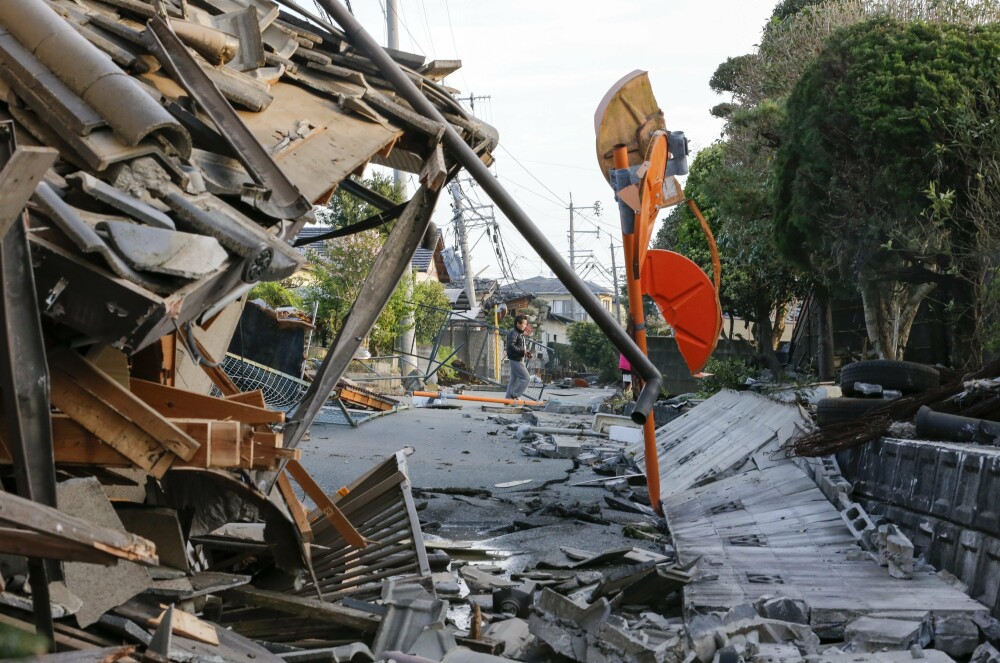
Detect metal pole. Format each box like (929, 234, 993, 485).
(313, 0, 661, 424)
(451, 182, 478, 309)
(611, 239, 621, 325)
(569, 192, 575, 322)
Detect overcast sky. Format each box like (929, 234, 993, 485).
(317, 0, 779, 290)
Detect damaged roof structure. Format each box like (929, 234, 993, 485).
(0, 0, 526, 657)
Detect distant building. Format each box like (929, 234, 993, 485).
(499, 276, 615, 347)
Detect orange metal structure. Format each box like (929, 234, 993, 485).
(596, 71, 724, 514)
(411, 391, 545, 407)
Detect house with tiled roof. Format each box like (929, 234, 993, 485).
(499, 276, 616, 347)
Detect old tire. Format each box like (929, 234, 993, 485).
(816, 397, 890, 428)
(840, 360, 939, 395)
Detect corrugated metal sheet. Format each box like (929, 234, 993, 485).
(666, 462, 988, 631)
(633, 389, 810, 499)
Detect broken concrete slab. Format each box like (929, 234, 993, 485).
(971, 641, 1000, 663)
(483, 618, 535, 660)
(665, 462, 989, 641)
(933, 615, 980, 658)
(460, 565, 516, 591)
(875, 523, 914, 579)
(537, 547, 631, 570)
(755, 596, 809, 625)
(592, 413, 640, 434)
(846, 616, 924, 652)
(587, 620, 686, 663)
(638, 389, 810, 500)
(527, 588, 611, 662)
(609, 425, 644, 445)
(56, 477, 151, 628)
(543, 401, 593, 415)
(815, 651, 956, 663)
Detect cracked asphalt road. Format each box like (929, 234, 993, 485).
(300, 386, 669, 576)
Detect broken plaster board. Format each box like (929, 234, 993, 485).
(633, 389, 809, 499)
(663, 462, 988, 631)
(57, 477, 151, 628)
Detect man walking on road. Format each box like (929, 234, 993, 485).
(505, 314, 532, 400)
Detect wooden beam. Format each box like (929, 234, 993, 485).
(0, 528, 119, 565)
(224, 586, 379, 632)
(285, 460, 367, 548)
(225, 389, 268, 408)
(0, 146, 58, 239)
(0, 488, 158, 565)
(50, 367, 176, 478)
(51, 349, 200, 461)
(129, 379, 283, 424)
(276, 472, 314, 543)
(0, 417, 274, 471)
(0, 612, 97, 652)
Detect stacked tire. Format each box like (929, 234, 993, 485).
(816, 360, 940, 428)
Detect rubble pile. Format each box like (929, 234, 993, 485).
(0, 0, 499, 657)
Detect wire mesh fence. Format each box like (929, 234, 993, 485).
(215, 353, 381, 426)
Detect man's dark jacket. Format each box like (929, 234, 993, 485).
(506, 328, 526, 361)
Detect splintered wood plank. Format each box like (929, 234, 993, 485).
(150, 607, 219, 646)
(52, 349, 201, 461)
(285, 459, 366, 548)
(252, 432, 299, 469)
(225, 389, 268, 408)
(276, 472, 314, 543)
(50, 368, 176, 478)
(130, 379, 284, 424)
(0, 416, 251, 470)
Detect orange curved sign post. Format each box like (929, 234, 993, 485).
(597, 72, 723, 514)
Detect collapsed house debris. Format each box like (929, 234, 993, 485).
(3, 0, 1000, 659)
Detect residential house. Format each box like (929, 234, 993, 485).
(500, 276, 615, 348)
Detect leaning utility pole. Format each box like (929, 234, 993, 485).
(610, 239, 622, 325)
(387, 0, 417, 378)
(451, 182, 478, 309)
(567, 192, 600, 321)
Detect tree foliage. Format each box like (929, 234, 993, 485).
(248, 280, 303, 309)
(566, 322, 619, 381)
(303, 174, 411, 356)
(774, 17, 1000, 361)
(413, 279, 451, 345)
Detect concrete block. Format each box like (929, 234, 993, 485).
(751, 643, 803, 663)
(875, 524, 914, 579)
(931, 450, 962, 520)
(431, 572, 461, 596)
(955, 454, 985, 527)
(756, 597, 809, 625)
(977, 456, 1000, 533)
(845, 616, 923, 652)
(483, 618, 536, 660)
(592, 413, 638, 434)
(970, 641, 1000, 663)
(544, 401, 592, 415)
(608, 425, 643, 445)
(955, 529, 984, 592)
(873, 443, 901, 502)
(587, 620, 684, 663)
(933, 615, 980, 658)
(867, 611, 932, 647)
(841, 503, 877, 550)
(528, 589, 610, 662)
